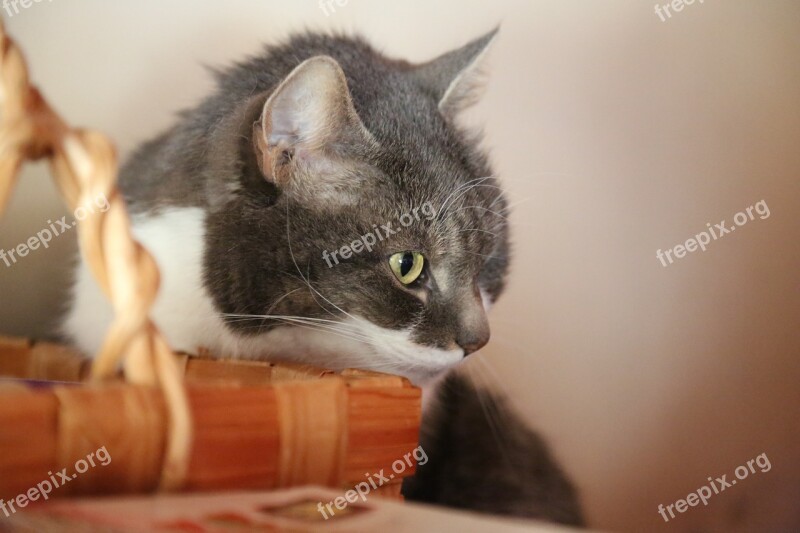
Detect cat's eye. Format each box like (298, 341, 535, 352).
(389, 251, 425, 285)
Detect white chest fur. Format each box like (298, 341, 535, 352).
(63, 208, 231, 357)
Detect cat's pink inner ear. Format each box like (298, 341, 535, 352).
(255, 56, 372, 184)
(251, 119, 277, 183)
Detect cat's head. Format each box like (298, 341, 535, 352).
(204, 31, 509, 384)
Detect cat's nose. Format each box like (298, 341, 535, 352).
(455, 289, 491, 357)
(456, 327, 490, 357)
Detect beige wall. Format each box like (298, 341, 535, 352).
(1, 1, 798, 530)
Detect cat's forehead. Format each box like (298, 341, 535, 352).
(329, 175, 503, 263)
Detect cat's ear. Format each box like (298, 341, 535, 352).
(415, 28, 498, 117)
(253, 56, 374, 187)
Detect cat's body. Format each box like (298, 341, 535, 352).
(63, 31, 584, 526)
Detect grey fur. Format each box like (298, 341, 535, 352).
(110, 30, 583, 525)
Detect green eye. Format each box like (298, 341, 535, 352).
(389, 251, 425, 285)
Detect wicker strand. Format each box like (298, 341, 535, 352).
(0, 19, 191, 491)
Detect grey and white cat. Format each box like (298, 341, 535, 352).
(63, 30, 584, 526)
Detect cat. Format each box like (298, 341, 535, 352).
(62, 30, 584, 526)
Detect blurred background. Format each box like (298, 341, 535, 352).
(1, 1, 798, 530)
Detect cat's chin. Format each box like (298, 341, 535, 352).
(405, 365, 459, 388)
(228, 317, 465, 387)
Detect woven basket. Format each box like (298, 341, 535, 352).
(0, 21, 421, 501)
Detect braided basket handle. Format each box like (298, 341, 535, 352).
(0, 20, 190, 490)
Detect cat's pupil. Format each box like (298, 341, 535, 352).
(400, 253, 414, 276)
